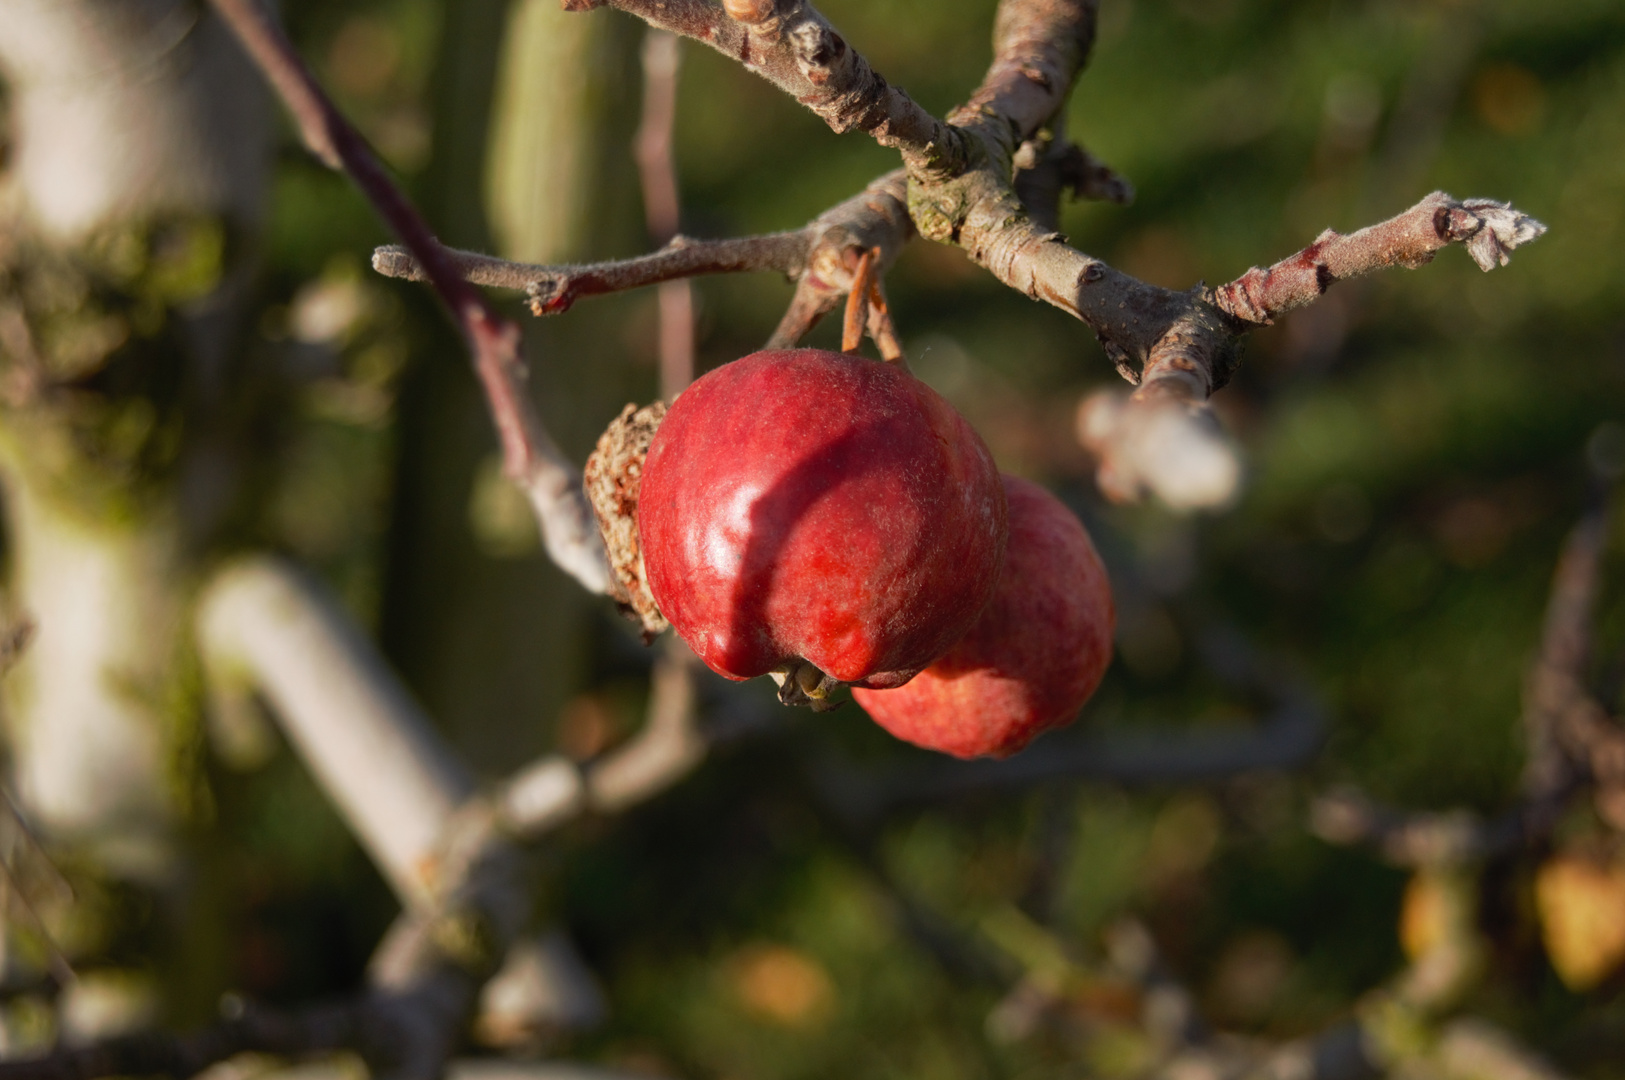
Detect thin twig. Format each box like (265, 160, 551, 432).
(209, 0, 610, 595)
(585, 638, 705, 813)
(765, 276, 841, 349)
(633, 29, 695, 398)
(1309, 785, 1574, 868)
(568, 0, 965, 175)
(0, 791, 75, 988)
(377, 168, 918, 363)
(374, 168, 917, 320)
(373, 233, 809, 316)
(495, 638, 707, 836)
(865, 277, 905, 364)
(1213, 192, 1548, 326)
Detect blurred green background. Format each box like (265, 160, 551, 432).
(193, 0, 1625, 1076)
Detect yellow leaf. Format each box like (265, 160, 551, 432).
(725, 943, 834, 1028)
(1535, 855, 1625, 991)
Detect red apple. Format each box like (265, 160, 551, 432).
(638, 348, 1007, 694)
(852, 475, 1114, 758)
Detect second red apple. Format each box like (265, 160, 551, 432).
(853, 476, 1115, 758)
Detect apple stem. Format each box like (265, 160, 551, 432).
(864, 275, 908, 368)
(841, 247, 877, 354)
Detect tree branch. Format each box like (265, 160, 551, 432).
(493, 638, 707, 835)
(193, 558, 634, 1080)
(374, 233, 809, 315)
(1309, 785, 1573, 868)
(196, 559, 474, 909)
(633, 28, 696, 399)
(374, 0, 1545, 515)
(208, 0, 610, 595)
(947, 0, 1096, 145)
(1212, 192, 1549, 326)
(566, 0, 965, 175)
(374, 169, 915, 325)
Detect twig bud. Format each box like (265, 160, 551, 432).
(723, 0, 775, 25)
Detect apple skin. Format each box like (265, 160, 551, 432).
(638, 348, 1007, 689)
(852, 475, 1114, 758)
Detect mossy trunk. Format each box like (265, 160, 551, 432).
(0, 0, 269, 1030)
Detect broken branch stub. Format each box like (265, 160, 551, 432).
(1077, 391, 1241, 512)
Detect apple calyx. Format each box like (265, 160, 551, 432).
(584, 401, 670, 642)
(769, 659, 842, 712)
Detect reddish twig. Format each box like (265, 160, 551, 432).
(1213, 192, 1548, 326)
(633, 28, 696, 398)
(210, 0, 609, 594)
(568, 0, 964, 175)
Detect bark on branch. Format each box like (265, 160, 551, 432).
(374, 233, 808, 315)
(375, 171, 917, 353)
(193, 557, 712, 1080)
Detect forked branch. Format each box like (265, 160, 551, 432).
(374, 0, 1548, 519)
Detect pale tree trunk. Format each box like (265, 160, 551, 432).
(0, 0, 268, 864)
(0, 0, 270, 1034)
